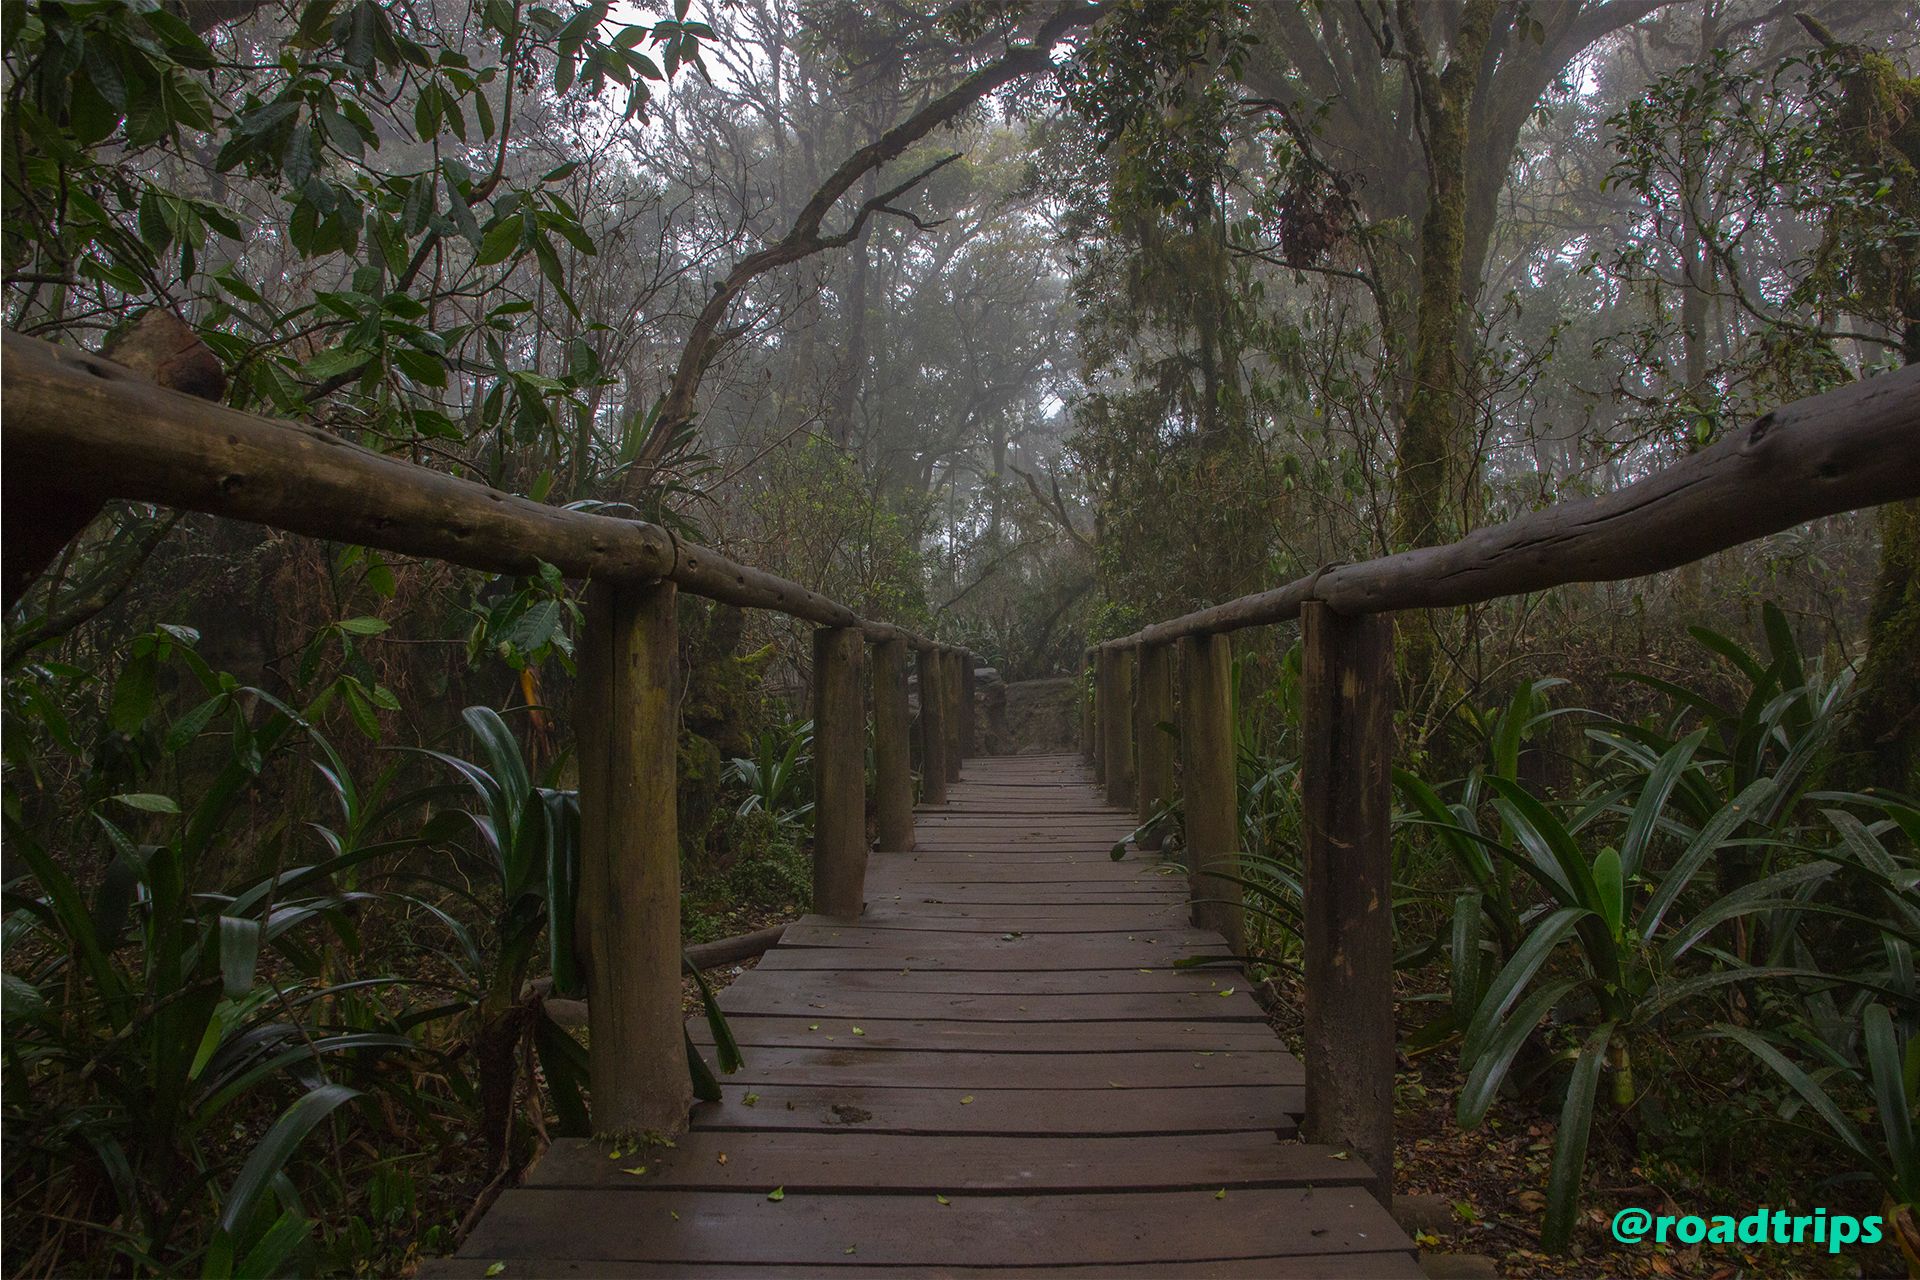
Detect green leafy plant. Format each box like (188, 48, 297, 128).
(1427, 733, 1821, 1249)
(1, 657, 427, 1275)
(725, 719, 815, 833)
(1714, 999, 1919, 1268)
(410, 705, 587, 1166)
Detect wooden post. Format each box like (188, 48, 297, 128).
(872, 637, 915, 851)
(812, 627, 867, 918)
(1102, 644, 1135, 809)
(1080, 649, 1096, 763)
(1134, 642, 1174, 849)
(942, 651, 963, 783)
(917, 647, 947, 806)
(1300, 601, 1395, 1205)
(959, 656, 977, 758)
(1178, 633, 1242, 953)
(1092, 648, 1108, 785)
(577, 579, 690, 1137)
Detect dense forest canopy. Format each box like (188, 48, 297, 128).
(3, 0, 1917, 1275)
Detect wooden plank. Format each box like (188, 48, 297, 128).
(695, 1015, 1281, 1052)
(699, 1014, 1277, 1047)
(715, 988, 1264, 1024)
(425, 1254, 1424, 1278)
(711, 1047, 1299, 1090)
(525, 1132, 1371, 1193)
(897, 850, 1138, 860)
(803, 910, 1193, 935)
(431, 753, 1417, 1278)
(866, 887, 1187, 905)
(458, 1187, 1410, 1268)
(687, 1083, 1304, 1136)
(724, 967, 1240, 997)
(840, 903, 1189, 923)
(755, 946, 1237, 973)
(862, 863, 1182, 883)
(773, 931, 1229, 962)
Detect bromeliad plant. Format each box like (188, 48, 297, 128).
(413, 705, 744, 1156)
(1421, 731, 1835, 1250)
(1716, 999, 1920, 1269)
(1598, 602, 1851, 869)
(1, 636, 428, 1277)
(411, 706, 587, 1166)
(725, 718, 815, 832)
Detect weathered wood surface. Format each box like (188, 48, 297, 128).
(1109, 361, 1920, 647)
(810, 627, 867, 918)
(428, 754, 1414, 1277)
(1300, 602, 1397, 1205)
(872, 637, 916, 852)
(0, 329, 953, 650)
(575, 580, 690, 1135)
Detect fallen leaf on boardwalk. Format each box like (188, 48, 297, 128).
(1215, 1189, 1227, 1200)
(1218, 987, 1236, 996)
(767, 1187, 785, 1201)
(670, 1210, 679, 1221)
(936, 1195, 951, 1206)
(960, 1095, 975, 1104)
(744, 1092, 759, 1106)
(485, 1265, 505, 1277)
(845, 1246, 856, 1255)
(623, 1166, 648, 1176)
(716, 1153, 728, 1165)
(851, 1026, 865, 1036)
(808, 1023, 820, 1030)
(1330, 1151, 1350, 1160)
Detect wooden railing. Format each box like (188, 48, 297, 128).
(1, 330, 975, 1138)
(1084, 363, 1920, 1202)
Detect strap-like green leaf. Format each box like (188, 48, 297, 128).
(1458, 977, 1581, 1128)
(1542, 1022, 1616, 1252)
(1462, 908, 1587, 1065)
(217, 1084, 360, 1236)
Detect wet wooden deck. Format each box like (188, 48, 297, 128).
(428, 753, 1418, 1276)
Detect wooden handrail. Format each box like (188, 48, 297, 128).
(3, 326, 980, 1142)
(1103, 365, 1920, 648)
(1088, 364, 1919, 1208)
(1, 330, 962, 652)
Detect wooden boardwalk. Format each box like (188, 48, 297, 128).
(430, 754, 1418, 1277)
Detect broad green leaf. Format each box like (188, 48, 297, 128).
(112, 792, 181, 814)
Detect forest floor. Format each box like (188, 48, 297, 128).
(1259, 973, 1903, 1280)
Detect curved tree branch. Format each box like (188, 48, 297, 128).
(631, 1, 1101, 475)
